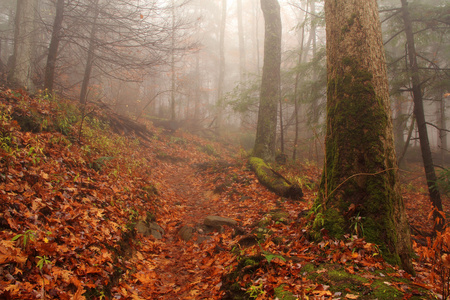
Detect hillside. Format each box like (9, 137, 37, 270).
(0, 89, 446, 299)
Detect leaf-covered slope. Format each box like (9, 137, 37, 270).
(0, 89, 446, 299)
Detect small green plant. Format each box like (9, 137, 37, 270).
(90, 156, 114, 171)
(200, 144, 218, 156)
(0, 108, 18, 154)
(12, 229, 36, 248)
(36, 255, 51, 271)
(27, 145, 44, 165)
(310, 204, 325, 228)
(349, 212, 365, 237)
(274, 285, 297, 300)
(36, 255, 52, 300)
(258, 244, 286, 264)
(170, 136, 187, 145)
(126, 208, 139, 221)
(0, 134, 15, 154)
(262, 252, 286, 264)
(435, 168, 450, 197)
(246, 282, 265, 299)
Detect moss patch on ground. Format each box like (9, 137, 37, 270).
(300, 263, 434, 299)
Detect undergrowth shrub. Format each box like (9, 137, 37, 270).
(435, 168, 450, 197)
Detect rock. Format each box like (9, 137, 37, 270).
(136, 220, 149, 235)
(204, 216, 237, 228)
(149, 222, 165, 235)
(238, 235, 259, 248)
(151, 229, 162, 239)
(136, 220, 164, 239)
(196, 236, 211, 244)
(149, 222, 164, 239)
(179, 225, 194, 241)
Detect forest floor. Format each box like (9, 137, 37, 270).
(0, 89, 449, 300)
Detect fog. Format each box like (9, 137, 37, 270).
(0, 0, 448, 164)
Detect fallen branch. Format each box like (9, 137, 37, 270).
(248, 157, 303, 200)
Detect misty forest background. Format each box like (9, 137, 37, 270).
(1, 0, 450, 298)
(0, 0, 449, 167)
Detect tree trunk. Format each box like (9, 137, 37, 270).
(393, 96, 406, 156)
(315, 0, 414, 273)
(44, 0, 65, 93)
(279, 92, 284, 154)
(292, 1, 306, 161)
(11, 0, 37, 91)
(237, 0, 246, 82)
(249, 157, 303, 199)
(398, 115, 415, 167)
(253, 0, 281, 162)
(440, 91, 447, 165)
(216, 0, 227, 131)
(170, 0, 176, 120)
(400, 0, 443, 225)
(79, 0, 100, 104)
(253, 0, 261, 75)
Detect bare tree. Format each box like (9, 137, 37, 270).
(237, 0, 246, 81)
(400, 0, 443, 229)
(253, 0, 282, 161)
(44, 0, 65, 93)
(216, 0, 227, 131)
(10, 0, 37, 91)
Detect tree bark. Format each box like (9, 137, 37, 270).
(44, 0, 65, 93)
(170, 0, 176, 120)
(237, 0, 246, 82)
(400, 0, 443, 225)
(397, 115, 415, 167)
(253, 0, 261, 75)
(216, 0, 227, 131)
(315, 0, 414, 273)
(253, 0, 281, 161)
(440, 91, 447, 165)
(279, 87, 284, 154)
(79, 0, 100, 104)
(292, 1, 306, 161)
(10, 0, 37, 91)
(249, 157, 303, 199)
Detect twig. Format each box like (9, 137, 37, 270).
(269, 168, 292, 185)
(325, 168, 398, 205)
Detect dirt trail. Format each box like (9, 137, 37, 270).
(136, 160, 239, 299)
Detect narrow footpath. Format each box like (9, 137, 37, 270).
(129, 152, 282, 299)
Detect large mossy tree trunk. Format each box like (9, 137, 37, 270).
(314, 0, 414, 273)
(253, 0, 281, 162)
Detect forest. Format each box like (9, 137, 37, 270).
(0, 0, 449, 299)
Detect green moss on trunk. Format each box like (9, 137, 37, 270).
(249, 157, 303, 200)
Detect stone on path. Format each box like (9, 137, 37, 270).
(204, 216, 237, 228)
(179, 225, 194, 241)
(136, 220, 165, 239)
